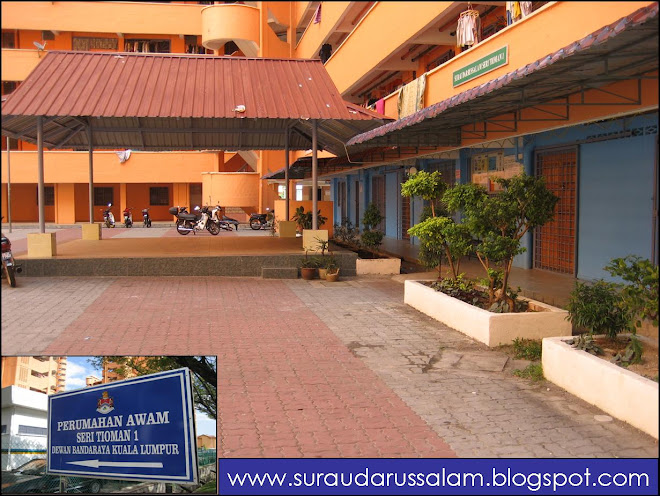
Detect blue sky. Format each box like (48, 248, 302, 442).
(65, 356, 216, 437)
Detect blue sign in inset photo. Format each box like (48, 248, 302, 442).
(47, 368, 198, 484)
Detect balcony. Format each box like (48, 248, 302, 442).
(201, 3, 260, 57)
(0, 1, 201, 37)
(366, 1, 656, 119)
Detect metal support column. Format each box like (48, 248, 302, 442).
(312, 120, 318, 230)
(284, 127, 290, 221)
(88, 124, 94, 222)
(6, 137, 11, 233)
(37, 116, 45, 233)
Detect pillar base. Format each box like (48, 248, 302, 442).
(278, 221, 297, 238)
(27, 233, 57, 258)
(81, 223, 102, 240)
(302, 229, 328, 252)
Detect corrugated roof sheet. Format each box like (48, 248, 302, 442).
(2, 53, 377, 120)
(347, 3, 659, 147)
(1, 53, 390, 153)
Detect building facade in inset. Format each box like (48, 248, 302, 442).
(1, 356, 67, 395)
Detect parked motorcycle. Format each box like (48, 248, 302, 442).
(169, 206, 220, 235)
(1, 218, 22, 287)
(142, 208, 152, 228)
(249, 208, 274, 230)
(123, 207, 134, 228)
(210, 206, 239, 231)
(101, 203, 115, 228)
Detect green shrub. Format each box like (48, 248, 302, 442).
(512, 338, 542, 361)
(566, 281, 630, 339)
(604, 255, 659, 329)
(360, 203, 385, 250)
(513, 363, 544, 381)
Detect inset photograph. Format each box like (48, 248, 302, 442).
(1, 355, 217, 494)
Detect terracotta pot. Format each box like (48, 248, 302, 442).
(325, 270, 339, 282)
(300, 267, 316, 280)
(318, 268, 327, 280)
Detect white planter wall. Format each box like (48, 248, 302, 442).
(404, 280, 572, 347)
(356, 258, 401, 275)
(543, 336, 659, 439)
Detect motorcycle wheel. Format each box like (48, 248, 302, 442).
(250, 218, 262, 230)
(207, 222, 220, 236)
(105, 220, 111, 228)
(176, 220, 191, 235)
(5, 265, 16, 287)
(147, 219, 152, 228)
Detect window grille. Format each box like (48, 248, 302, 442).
(150, 187, 170, 206)
(18, 425, 47, 436)
(94, 187, 113, 206)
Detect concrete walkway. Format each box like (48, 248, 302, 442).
(2, 275, 657, 458)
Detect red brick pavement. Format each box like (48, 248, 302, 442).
(43, 277, 455, 459)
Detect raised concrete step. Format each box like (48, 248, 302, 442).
(262, 267, 299, 279)
(17, 253, 358, 277)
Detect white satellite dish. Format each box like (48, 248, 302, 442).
(33, 41, 47, 51)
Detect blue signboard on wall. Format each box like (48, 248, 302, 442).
(47, 368, 198, 484)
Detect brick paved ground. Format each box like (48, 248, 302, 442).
(1, 276, 657, 458)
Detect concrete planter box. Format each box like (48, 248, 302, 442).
(356, 257, 401, 275)
(543, 336, 659, 439)
(404, 280, 571, 347)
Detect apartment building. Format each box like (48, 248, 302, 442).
(1, 356, 67, 395)
(1, 2, 658, 281)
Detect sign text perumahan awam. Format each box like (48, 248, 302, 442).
(453, 46, 508, 87)
(47, 368, 198, 484)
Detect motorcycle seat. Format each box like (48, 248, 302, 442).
(178, 213, 198, 221)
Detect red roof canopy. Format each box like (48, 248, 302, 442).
(1, 52, 390, 153)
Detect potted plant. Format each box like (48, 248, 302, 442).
(293, 206, 328, 233)
(300, 249, 318, 280)
(315, 238, 331, 279)
(325, 262, 340, 282)
(404, 173, 570, 347)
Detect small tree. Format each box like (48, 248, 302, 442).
(408, 217, 472, 280)
(444, 173, 559, 307)
(402, 170, 469, 279)
(360, 202, 384, 251)
(401, 170, 446, 216)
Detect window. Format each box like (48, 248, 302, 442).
(149, 187, 170, 206)
(72, 37, 118, 51)
(1, 31, 15, 49)
(94, 187, 113, 206)
(1, 425, 6, 434)
(277, 185, 287, 199)
(295, 184, 303, 201)
(125, 39, 170, 53)
(18, 425, 47, 436)
(35, 186, 55, 206)
(30, 370, 48, 378)
(1, 81, 18, 96)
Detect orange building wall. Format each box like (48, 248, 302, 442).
(126, 183, 174, 222)
(1, 183, 54, 222)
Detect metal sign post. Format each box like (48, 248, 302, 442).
(47, 368, 198, 485)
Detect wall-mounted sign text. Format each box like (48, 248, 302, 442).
(453, 46, 508, 87)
